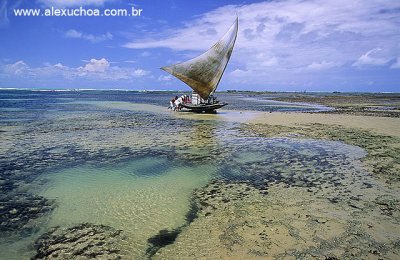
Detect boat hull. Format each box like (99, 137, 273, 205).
(181, 103, 227, 113)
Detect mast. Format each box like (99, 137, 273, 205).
(161, 17, 238, 100)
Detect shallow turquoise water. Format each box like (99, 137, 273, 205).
(37, 157, 214, 257)
(31, 137, 367, 258)
(0, 90, 374, 259)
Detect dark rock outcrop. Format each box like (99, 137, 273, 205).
(32, 223, 125, 259)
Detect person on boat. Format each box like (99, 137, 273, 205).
(174, 96, 182, 111)
(168, 96, 176, 110)
(184, 95, 190, 104)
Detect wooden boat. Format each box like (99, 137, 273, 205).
(181, 102, 227, 113)
(161, 17, 238, 112)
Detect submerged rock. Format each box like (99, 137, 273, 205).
(0, 193, 53, 233)
(147, 229, 181, 257)
(32, 223, 125, 259)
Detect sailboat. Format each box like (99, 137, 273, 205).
(161, 17, 238, 113)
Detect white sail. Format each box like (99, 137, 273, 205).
(161, 17, 238, 100)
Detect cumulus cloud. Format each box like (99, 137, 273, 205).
(123, 0, 400, 86)
(131, 69, 148, 77)
(353, 48, 389, 67)
(37, 0, 115, 8)
(3, 60, 29, 75)
(158, 75, 173, 81)
(0, 58, 150, 81)
(84, 58, 109, 72)
(65, 29, 82, 38)
(65, 29, 113, 43)
(307, 61, 341, 70)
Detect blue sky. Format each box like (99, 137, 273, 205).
(0, 0, 399, 92)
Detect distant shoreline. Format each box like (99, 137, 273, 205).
(0, 88, 399, 94)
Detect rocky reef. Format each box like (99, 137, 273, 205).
(32, 223, 125, 259)
(0, 193, 53, 234)
(153, 178, 400, 259)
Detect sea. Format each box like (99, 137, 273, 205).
(0, 89, 385, 259)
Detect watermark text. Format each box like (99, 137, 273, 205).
(13, 6, 143, 17)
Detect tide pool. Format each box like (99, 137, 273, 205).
(37, 157, 213, 258)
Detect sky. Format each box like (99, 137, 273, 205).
(0, 0, 399, 92)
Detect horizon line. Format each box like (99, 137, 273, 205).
(0, 87, 399, 94)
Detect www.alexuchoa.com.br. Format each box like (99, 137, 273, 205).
(13, 6, 143, 17)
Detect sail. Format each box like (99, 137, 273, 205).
(161, 17, 238, 100)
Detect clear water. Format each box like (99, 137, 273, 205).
(0, 90, 374, 259)
(37, 157, 213, 257)
(0, 89, 330, 113)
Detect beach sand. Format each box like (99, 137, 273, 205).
(250, 112, 400, 137)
